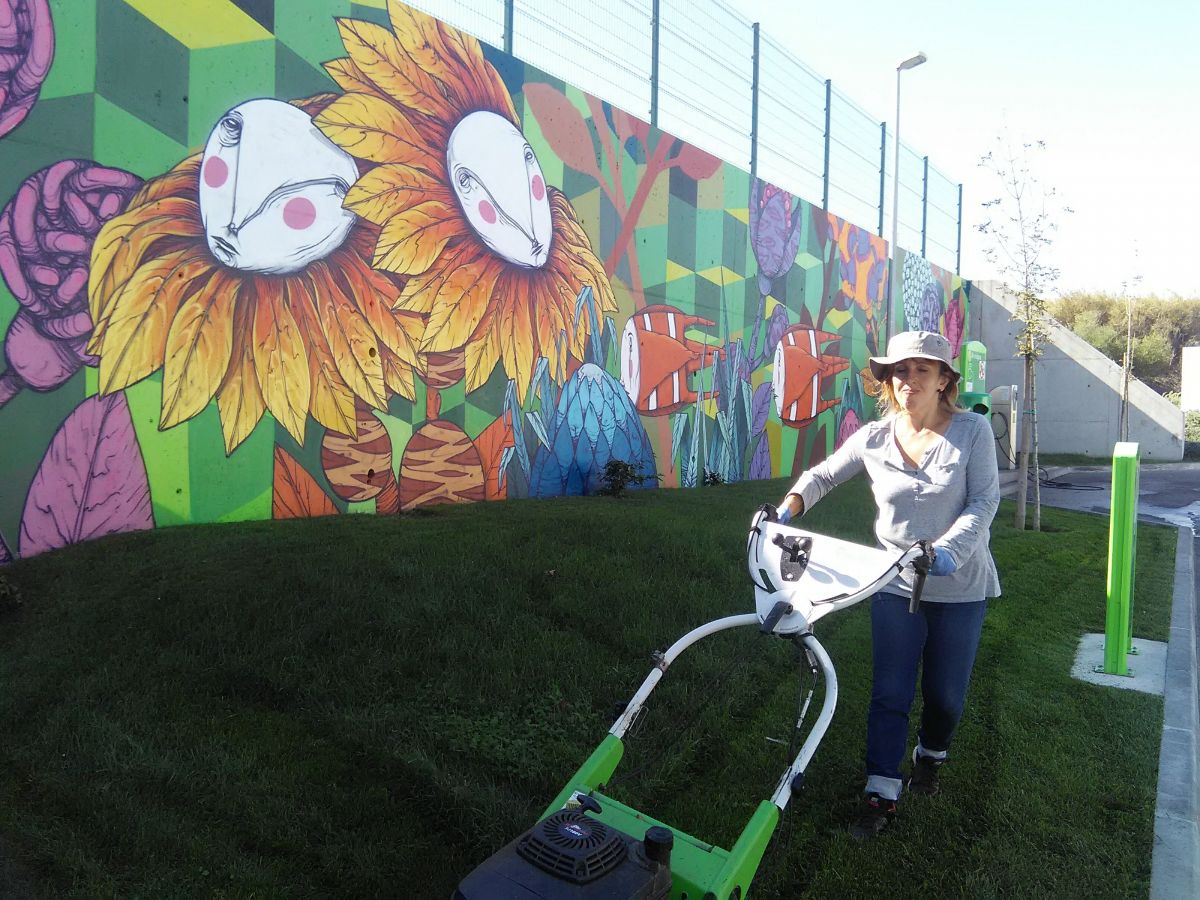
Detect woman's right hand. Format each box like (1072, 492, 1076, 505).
(779, 493, 804, 522)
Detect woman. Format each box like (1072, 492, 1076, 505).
(777, 330, 1000, 840)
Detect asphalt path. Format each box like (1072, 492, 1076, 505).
(1034, 463, 1200, 532)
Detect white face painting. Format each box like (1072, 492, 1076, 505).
(446, 110, 552, 269)
(618, 317, 641, 403)
(771, 341, 786, 417)
(198, 98, 358, 275)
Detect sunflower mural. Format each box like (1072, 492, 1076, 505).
(314, 3, 619, 392)
(309, 2, 618, 505)
(87, 97, 424, 460)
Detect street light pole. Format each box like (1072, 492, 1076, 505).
(888, 51, 927, 342)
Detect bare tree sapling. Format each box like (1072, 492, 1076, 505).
(976, 136, 1070, 531)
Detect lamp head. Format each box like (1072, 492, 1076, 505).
(898, 52, 928, 71)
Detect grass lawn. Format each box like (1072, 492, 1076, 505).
(0, 478, 1176, 898)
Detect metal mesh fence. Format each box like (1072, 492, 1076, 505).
(828, 85, 886, 237)
(756, 33, 826, 207)
(403, 0, 506, 48)
(513, 0, 653, 120)
(657, 0, 754, 168)
(371, 0, 962, 271)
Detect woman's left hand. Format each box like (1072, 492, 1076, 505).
(930, 547, 958, 576)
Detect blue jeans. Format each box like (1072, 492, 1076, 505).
(864, 592, 987, 801)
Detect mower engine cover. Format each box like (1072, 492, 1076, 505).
(454, 809, 671, 899)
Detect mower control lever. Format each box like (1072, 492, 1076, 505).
(908, 541, 934, 614)
(760, 599, 794, 635)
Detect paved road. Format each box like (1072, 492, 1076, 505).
(1033, 462, 1200, 531)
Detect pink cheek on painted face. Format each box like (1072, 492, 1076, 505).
(283, 197, 317, 230)
(531, 174, 545, 201)
(478, 199, 497, 225)
(203, 156, 229, 189)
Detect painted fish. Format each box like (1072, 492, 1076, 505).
(772, 326, 849, 427)
(618, 305, 724, 416)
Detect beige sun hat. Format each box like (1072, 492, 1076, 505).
(868, 331, 961, 382)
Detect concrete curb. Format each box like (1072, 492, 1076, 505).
(1149, 528, 1199, 900)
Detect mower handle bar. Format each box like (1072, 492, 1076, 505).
(607, 613, 837, 812)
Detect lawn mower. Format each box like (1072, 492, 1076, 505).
(454, 504, 933, 899)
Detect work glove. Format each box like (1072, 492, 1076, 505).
(777, 506, 793, 525)
(929, 546, 958, 576)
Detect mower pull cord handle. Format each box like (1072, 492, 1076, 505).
(909, 541, 934, 614)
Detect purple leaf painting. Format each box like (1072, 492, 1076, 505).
(18, 392, 154, 557)
(765, 305, 790, 359)
(0, 530, 12, 564)
(749, 433, 772, 481)
(751, 382, 773, 437)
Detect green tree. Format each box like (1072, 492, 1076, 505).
(1071, 308, 1121, 360)
(1051, 292, 1200, 395)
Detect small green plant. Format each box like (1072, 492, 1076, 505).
(595, 459, 658, 497)
(702, 469, 725, 486)
(1186, 410, 1200, 442)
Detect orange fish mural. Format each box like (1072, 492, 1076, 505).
(618, 304, 724, 416)
(771, 326, 848, 427)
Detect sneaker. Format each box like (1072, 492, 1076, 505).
(848, 793, 896, 840)
(908, 751, 943, 796)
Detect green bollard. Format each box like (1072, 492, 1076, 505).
(1101, 442, 1139, 675)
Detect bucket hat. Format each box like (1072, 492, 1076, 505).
(868, 331, 960, 383)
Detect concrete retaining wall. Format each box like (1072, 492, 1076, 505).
(970, 280, 1184, 460)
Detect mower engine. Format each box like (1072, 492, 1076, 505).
(454, 807, 673, 899)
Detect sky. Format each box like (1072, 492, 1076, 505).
(726, 0, 1200, 298)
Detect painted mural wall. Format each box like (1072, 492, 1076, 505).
(892, 248, 969, 358)
(0, 0, 966, 562)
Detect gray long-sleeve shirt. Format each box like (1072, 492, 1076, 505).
(788, 411, 1001, 602)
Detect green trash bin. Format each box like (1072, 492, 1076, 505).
(958, 340, 990, 414)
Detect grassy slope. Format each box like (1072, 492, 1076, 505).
(0, 478, 1175, 898)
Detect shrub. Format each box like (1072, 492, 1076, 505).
(595, 459, 659, 497)
(1184, 411, 1200, 459)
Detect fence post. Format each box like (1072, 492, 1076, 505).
(650, 0, 660, 126)
(920, 155, 929, 257)
(750, 22, 760, 180)
(956, 183, 963, 273)
(1101, 442, 1140, 675)
(504, 0, 514, 54)
(878, 122, 886, 237)
(822, 79, 831, 211)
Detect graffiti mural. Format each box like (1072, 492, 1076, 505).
(0, 0, 949, 561)
(892, 247, 969, 358)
